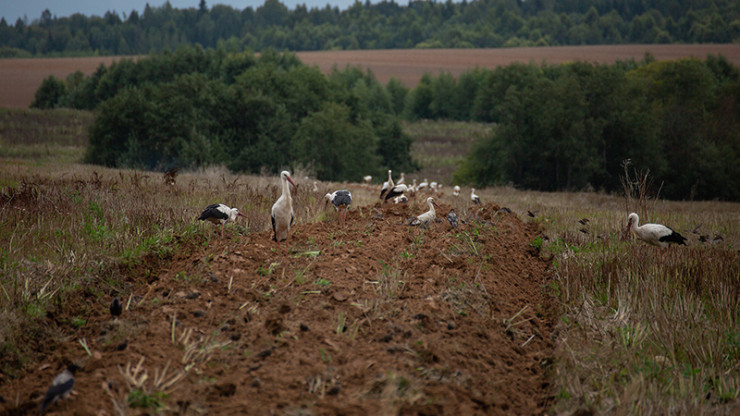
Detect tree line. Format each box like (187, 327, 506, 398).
(449, 55, 740, 201)
(1, 0, 738, 57)
(32, 45, 417, 181)
(33, 43, 740, 200)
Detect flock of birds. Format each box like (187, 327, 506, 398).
(195, 169, 480, 243)
(195, 169, 693, 249)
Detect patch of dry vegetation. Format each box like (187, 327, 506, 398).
(485, 179, 739, 414)
(404, 120, 493, 185)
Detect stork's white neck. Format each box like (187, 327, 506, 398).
(281, 176, 292, 202)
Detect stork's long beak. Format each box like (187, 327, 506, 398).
(287, 176, 297, 189)
(237, 212, 247, 219)
(433, 201, 440, 208)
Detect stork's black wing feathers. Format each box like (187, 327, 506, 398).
(660, 228, 687, 245)
(271, 214, 277, 242)
(198, 204, 228, 221)
(384, 188, 404, 201)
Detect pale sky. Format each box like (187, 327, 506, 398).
(0, 0, 406, 23)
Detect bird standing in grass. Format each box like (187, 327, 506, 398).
(627, 212, 687, 247)
(198, 204, 247, 238)
(110, 297, 122, 318)
(271, 171, 297, 243)
(39, 364, 79, 414)
(470, 188, 481, 205)
(324, 190, 352, 228)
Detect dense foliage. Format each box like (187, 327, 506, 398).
(47, 46, 416, 181)
(451, 55, 740, 201)
(1, 0, 738, 57)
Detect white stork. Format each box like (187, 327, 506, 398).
(627, 213, 687, 248)
(271, 171, 297, 243)
(452, 185, 460, 197)
(393, 195, 408, 204)
(408, 179, 417, 197)
(471, 188, 481, 205)
(363, 175, 372, 184)
(384, 183, 408, 202)
(325, 190, 352, 228)
(198, 204, 247, 238)
(417, 178, 429, 191)
(379, 169, 394, 200)
(430, 181, 438, 192)
(397, 172, 405, 185)
(410, 197, 440, 227)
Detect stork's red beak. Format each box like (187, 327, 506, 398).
(237, 212, 247, 218)
(287, 176, 297, 189)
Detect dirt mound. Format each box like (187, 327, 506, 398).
(1, 201, 554, 415)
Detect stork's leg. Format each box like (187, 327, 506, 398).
(221, 223, 225, 238)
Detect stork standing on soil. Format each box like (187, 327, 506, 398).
(471, 188, 481, 205)
(384, 183, 408, 202)
(271, 170, 298, 243)
(379, 169, 394, 200)
(627, 212, 687, 247)
(198, 204, 247, 238)
(417, 178, 429, 192)
(410, 197, 440, 227)
(394, 195, 408, 204)
(452, 185, 461, 197)
(325, 190, 352, 228)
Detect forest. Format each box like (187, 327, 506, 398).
(0, 0, 738, 57)
(31, 45, 740, 201)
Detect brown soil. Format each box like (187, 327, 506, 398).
(0, 199, 555, 415)
(1, 44, 739, 108)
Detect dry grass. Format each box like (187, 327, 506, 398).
(0, 110, 738, 413)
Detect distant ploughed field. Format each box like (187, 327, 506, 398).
(1, 44, 739, 108)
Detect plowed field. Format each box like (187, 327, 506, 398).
(1, 44, 739, 108)
(0, 196, 555, 415)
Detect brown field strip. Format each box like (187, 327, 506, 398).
(1, 44, 739, 108)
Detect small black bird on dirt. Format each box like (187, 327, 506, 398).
(447, 209, 459, 228)
(110, 297, 122, 318)
(39, 364, 79, 414)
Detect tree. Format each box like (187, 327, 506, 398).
(30, 76, 66, 109)
(293, 102, 380, 181)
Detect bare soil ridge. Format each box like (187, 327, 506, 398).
(1, 44, 739, 108)
(1, 199, 555, 415)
